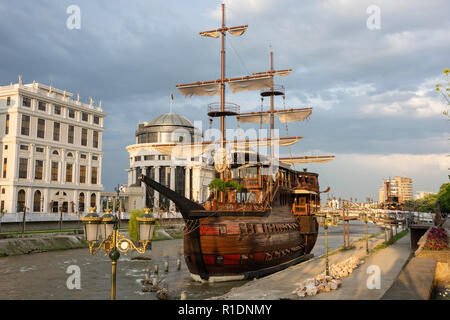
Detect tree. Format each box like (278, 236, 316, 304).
(437, 183, 450, 213)
(436, 68, 450, 117)
(208, 178, 226, 199)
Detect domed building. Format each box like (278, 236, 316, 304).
(122, 112, 215, 216)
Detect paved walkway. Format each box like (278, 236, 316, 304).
(212, 232, 411, 300)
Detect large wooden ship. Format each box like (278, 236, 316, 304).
(139, 4, 334, 282)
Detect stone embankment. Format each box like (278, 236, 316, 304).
(0, 235, 88, 257)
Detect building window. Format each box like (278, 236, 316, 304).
(2, 158, 7, 178)
(37, 118, 45, 138)
(68, 109, 75, 119)
(90, 193, 96, 207)
(5, 114, 9, 134)
(19, 158, 28, 179)
(51, 161, 58, 181)
(54, 105, 61, 115)
(52, 150, 59, 156)
(17, 190, 26, 212)
(93, 131, 99, 149)
(135, 156, 141, 162)
(21, 115, 30, 136)
(66, 163, 73, 183)
(38, 101, 46, 111)
(79, 193, 85, 212)
(53, 122, 60, 141)
(34, 160, 43, 180)
(82, 112, 89, 122)
(22, 97, 31, 107)
(81, 128, 87, 146)
(68, 125, 74, 144)
(91, 167, 98, 184)
(4, 145, 7, 150)
(80, 154, 87, 159)
(36, 146, 44, 153)
(20, 145, 29, 151)
(79, 165, 86, 183)
(33, 190, 41, 212)
(92, 155, 98, 161)
(6, 97, 11, 106)
(93, 115, 100, 125)
(67, 152, 73, 158)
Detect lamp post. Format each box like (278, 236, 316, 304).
(81, 207, 156, 300)
(359, 211, 370, 254)
(315, 213, 340, 276)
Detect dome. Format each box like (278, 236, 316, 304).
(146, 112, 193, 128)
(136, 112, 201, 144)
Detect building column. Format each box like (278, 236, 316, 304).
(87, 152, 92, 185)
(43, 188, 49, 213)
(170, 166, 176, 212)
(25, 187, 32, 213)
(98, 155, 103, 186)
(12, 143, 19, 180)
(29, 143, 35, 181)
(74, 151, 80, 184)
(141, 167, 147, 209)
(154, 166, 160, 212)
(185, 166, 191, 200)
(96, 193, 101, 213)
(10, 187, 17, 213)
(127, 169, 133, 186)
(60, 149, 65, 183)
(44, 146, 51, 182)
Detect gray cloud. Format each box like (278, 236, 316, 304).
(0, 0, 448, 197)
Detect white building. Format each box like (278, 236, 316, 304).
(123, 112, 215, 214)
(0, 77, 106, 214)
(415, 191, 436, 200)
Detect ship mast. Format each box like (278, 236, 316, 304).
(220, 3, 226, 153)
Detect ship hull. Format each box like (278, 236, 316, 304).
(183, 210, 318, 282)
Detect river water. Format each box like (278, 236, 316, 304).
(0, 221, 386, 300)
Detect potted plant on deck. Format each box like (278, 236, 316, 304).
(208, 178, 226, 211)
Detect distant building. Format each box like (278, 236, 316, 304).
(122, 112, 215, 214)
(378, 176, 413, 204)
(415, 191, 436, 200)
(0, 77, 106, 214)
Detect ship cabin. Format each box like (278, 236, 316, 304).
(205, 153, 320, 215)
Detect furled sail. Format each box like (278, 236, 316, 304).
(280, 156, 335, 164)
(230, 137, 302, 150)
(236, 113, 269, 124)
(199, 31, 220, 38)
(275, 70, 292, 77)
(277, 109, 312, 123)
(228, 76, 273, 93)
(228, 25, 247, 36)
(177, 83, 220, 97)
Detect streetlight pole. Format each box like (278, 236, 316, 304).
(81, 207, 155, 300)
(315, 213, 339, 276)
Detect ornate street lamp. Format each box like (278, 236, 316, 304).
(358, 211, 370, 254)
(81, 207, 156, 300)
(315, 213, 340, 276)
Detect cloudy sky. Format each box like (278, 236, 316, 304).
(1, 0, 449, 201)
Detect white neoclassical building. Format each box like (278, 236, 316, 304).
(123, 112, 215, 214)
(0, 77, 106, 214)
